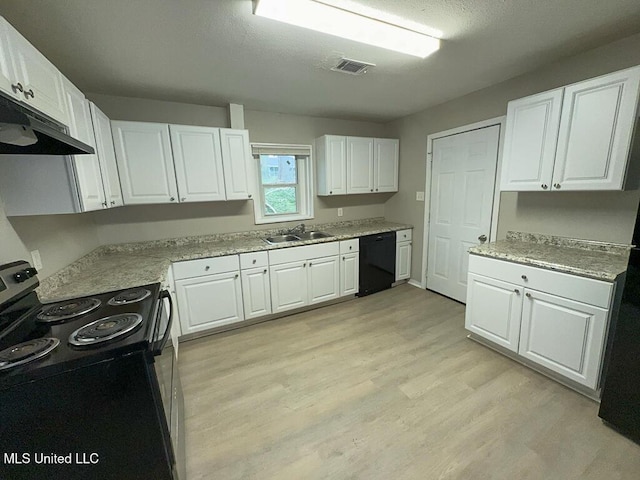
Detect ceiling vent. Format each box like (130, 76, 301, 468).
(331, 58, 375, 76)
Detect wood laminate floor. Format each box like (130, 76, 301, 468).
(179, 284, 640, 480)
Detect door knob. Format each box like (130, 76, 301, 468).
(478, 234, 487, 243)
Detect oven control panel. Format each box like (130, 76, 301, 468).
(0, 261, 39, 306)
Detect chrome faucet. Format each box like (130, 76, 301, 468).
(284, 223, 306, 235)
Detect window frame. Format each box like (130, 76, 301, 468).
(251, 143, 314, 225)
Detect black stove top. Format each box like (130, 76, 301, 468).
(0, 281, 161, 389)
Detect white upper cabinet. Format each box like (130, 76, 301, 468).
(90, 103, 123, 208)
(0, 17, 68, 124)
(553, 68, 640, 191)
(0, 18, 18, 100)
(63, 80, 105, 211)
(112, 121, 178, 205)
(347, 136, 375, 194)
(317, 135, 399, 195)
(501, 89, 563, 191)
(219, 128, 254, 200)
(374, 138, 399, 192)
(501, 66, 640, 192)
(169, 125, 227, 202)
(316, 135, 347, 195)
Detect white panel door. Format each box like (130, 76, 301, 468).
(241, 267, 272, 320)
(374, 138, 399, 192)
(346, 137, 375, 194)
(465, 273, 523, 352)
(6, 26, 67, 123)
(64, 81, 105, 212)
(112, 121, 178, 205)
(395, 241, 412, 281)
(340, 253, 359, 296)
(219, 128, 253, 200)
(169, 125, 226, 202)
(175, 272, 244, 335)
(552, 67, 640, 191)
(427, 125, 500, 302)
(0, 18, 18, 100)
(90, 103, 123, 208)
(519, 289, 608, 389)
(270, 261, 308, 313)
(308, 256, 339, 305)
(501, 89, 563, 191)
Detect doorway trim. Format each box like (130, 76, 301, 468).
(419, 116, 506, 290)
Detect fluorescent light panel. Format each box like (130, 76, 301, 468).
(254, 0, 440, 59)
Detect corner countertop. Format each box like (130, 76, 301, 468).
(37, 218, 412, 303)
(468, 231, 631, 282)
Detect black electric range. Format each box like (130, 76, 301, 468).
(0, 260, 184, 480)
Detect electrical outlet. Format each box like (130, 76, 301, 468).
(416, 191, 425, 201)
(31, 250, 43, 270)
(338, 208, 344, 217)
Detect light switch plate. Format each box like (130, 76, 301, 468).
(31, 250, 43, 270)
(338, 208, 344, 217)
(416, 191, 425, 201)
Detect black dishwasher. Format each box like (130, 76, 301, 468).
(358, 232, 396, 296)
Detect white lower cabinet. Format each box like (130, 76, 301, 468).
(173, 256, 244, 335)
(339, 239, 360, 296)
(465, 254, 616, 391)
(270, 261, 308, 313)
(308, 256, 340, 305)
(395, 229, 412, 281)
(239, 252, 272, 320)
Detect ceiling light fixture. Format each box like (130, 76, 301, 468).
(254, 0, 440, 59)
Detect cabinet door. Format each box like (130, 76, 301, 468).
(553, 67, 640, 191)
(175, 271, 244, 335)
(308, 256, 339, 305)
(0, 18, 18, 100)
(346, 137, 375, 194)
(112, 121, 178, 205)
(270, 261, 308, 313)
(6, 25, 67, 124)
(169, 125, 226, 202)
(317, 135, 347, 195)
(90, 103, 123, 207)
(465, 273, 523, 352)
(241, 267, 272, 320)
(340, 252, 359, 296)
(519, 289, 608, 389)
(64, 82, 105, 212)
(500, 89, 563, 191)
(219, 128, 254, 200)
(374, 138, 399, 192)
(395, 240, 412, 281)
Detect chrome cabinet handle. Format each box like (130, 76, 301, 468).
(181, 197, 186, 202)
(303, 263, 306, 267)
(248, 194, 252, 198)
(554, 183, 561, 189)
(541, 184, 548, 190)
(11, 82, 23, 93)
(170, 197, 175, 202)
(329, 191, 333, 194)
(370, 189, 373, 192)
(514, 289, 520, 294)
(343, 256, 346, 261)
(525, 292, 532, 298)
(478, 234, 487, 243)
(235, 274, 239, 279)
(521, 275, 527, 281)
(102, 201, 107, 207)
(205, 266, 210, 271)
(263, 269, 267, 274)
(24, 89, 34, 99)
(252, 259, 257, 264)
(110, 201, 116, 206)
(375, 188, 378, 192)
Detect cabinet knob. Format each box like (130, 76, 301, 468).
(554, 183, 561, 189)
(170, 197, 175, 201)
(24, 89, 34, 99)
(11, 82, 23, 93)
(205, 266, 210, 271)
(541, 184, 548, 190)
(263, 269, 267, 274)
(252, 259, 257, 264)
(110, 201, 116, 206)
(329, 191, 333, 194)
(343, 256, 346, 261)
(349, 246, 352, 250)
(375, 188, 378, 192)
(235, 274, 239, 279)
(521, 275, 527, 281)
(370, 189, 373, 192)
(478, 234, 487, 243)
(181, 197, 186, 202)
(303, 263, 307, 267)
(514, 289, 520, 294)
(525, 292, 532, 298)
(248, 194, 252, 198)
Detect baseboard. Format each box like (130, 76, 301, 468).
(408, 279, 424, 289)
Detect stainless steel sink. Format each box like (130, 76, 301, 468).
(263, 231, 333, 244)
(295, 231, 333, 240)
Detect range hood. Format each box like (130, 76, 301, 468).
(0, 93, 94, 156)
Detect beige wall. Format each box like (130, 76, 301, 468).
(0, 196, 99, 278)
(386, 32, 640, 283)
(88, 95, 391, 244)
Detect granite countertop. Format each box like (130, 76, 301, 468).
(37, 218, 412, 302)
(469, 231, 631, 282)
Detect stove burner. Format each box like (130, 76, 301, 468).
(107, 288, 151, 306)
(68, 314, 143, 347)
(37, 298, 101, 323)
(0, 338, 60, 371)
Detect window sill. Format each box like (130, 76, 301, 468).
(254, 213, 314, 225)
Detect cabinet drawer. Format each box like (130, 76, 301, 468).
(339, 239, 359, 254)
(240, 251, 268, 269)
(173, 255, 239, 280)
(468, 254, 613, 309)
(269, 242, 340, 265)
(396, 229, 412, 242)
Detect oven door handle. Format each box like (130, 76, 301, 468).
(153, 289, 174, 356)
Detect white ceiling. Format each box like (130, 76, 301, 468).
(2, 0, 640, 122)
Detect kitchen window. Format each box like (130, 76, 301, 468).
(251, 143, 314, 224)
